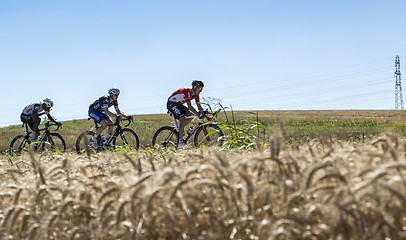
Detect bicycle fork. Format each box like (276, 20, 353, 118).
(201, 126, 212, 141)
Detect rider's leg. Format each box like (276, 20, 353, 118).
(95, 119, 108, 136)
(30, 116, 41, 140)
(106, 118, 114, 142)
(90, 109, 111, 137)
(178, 112, 194, 143)
(90, 119, 108, 146)
(167, 101, 192, 145)
(178, 116, 186, 140)
(107, 118, 114, 135)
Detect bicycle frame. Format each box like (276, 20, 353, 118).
(37, 124, 52, 141)
(173, 114, 213, 144)
(92, 116, 132, 146)
(152, 110, 223, 148)
(33, 122, 61, 147)
(10, 121, 64, 156)
(76, 115, 139, 154)
(23, 122, 59, 140)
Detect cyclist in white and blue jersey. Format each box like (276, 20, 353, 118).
(88, 87, 128, 147)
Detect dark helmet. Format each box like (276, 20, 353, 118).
(192, 80, 204, 88)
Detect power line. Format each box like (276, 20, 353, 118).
(220, 77, 392, 107)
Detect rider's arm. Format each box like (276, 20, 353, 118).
(193, 94, 206, 117)
(196, 101, 204, 113)
(103, 106, 116, 119)
(46, 113, 61, 125)
(186, 101, 200, 116)
(116, 110, 128, 119)
(114, 105, 128, 119)
(194, 98, 208, 119)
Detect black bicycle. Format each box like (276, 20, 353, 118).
(152, 111, 224, 148)
(75, 115, 139, 154)
(10, 121, 66, 157)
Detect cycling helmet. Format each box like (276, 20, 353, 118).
(192, 80, 204, 88)
(108, 87, 120, 95)
(43, 98, 54, 108)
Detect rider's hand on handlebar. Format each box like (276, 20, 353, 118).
(117, 114, 131, 121)
(198, 111, 208, 119)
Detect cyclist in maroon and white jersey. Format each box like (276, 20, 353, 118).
(88, 87, 128, 147)
(20, 98, 62, 141)
(167, 80, 205, 148)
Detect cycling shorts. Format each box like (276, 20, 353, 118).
(88, 108, 109, 123)
(20, 113, 35, 130)
(167, 101, 189, 119)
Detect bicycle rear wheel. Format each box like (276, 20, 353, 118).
(152, 126, 179, 148)
(75, 131, 96, 154)
(39, 133, 66, 154)
(194, 124, 224, 148)
(10, 135, 30, 156)
(112, 128, 139, 151)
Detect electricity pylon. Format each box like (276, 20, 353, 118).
(395, 55, 404, 110)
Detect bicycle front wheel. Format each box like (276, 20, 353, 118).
(194, 124, 224, 148)
(10, 135, 30, 156)
(152, 126, 179, 148)
(39, 133, 66, 154)
(76, 131, 96, 154)
(112, 128, 139, 151)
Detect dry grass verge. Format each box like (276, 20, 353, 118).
(1, 132, 406, 239)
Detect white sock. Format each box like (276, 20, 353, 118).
(30, 131, 36, 140)
(92, 134, 98, 140)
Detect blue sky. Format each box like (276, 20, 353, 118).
(1, 0, 405, 127)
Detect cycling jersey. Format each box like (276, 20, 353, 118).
(22, 102, 49, 116)
(89, 95, 119, 112)
(168, 88, 200, 104)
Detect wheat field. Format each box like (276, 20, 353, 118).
(1, 131, 406, 239)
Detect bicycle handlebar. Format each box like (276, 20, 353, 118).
(114, 115, 133, 127)
(123, 115, 133, 127)
(42, 121, 62, 131)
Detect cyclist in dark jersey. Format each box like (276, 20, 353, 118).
(167, 80, 205, 148)
(20, 98, 62, 141)
(88, 87, 128, 147)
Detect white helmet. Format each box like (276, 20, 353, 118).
(108, 87, 120, 95)
(43, 98, 54, 108)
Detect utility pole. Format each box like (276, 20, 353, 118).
(395, 55, 404, 109)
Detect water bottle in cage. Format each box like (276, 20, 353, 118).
(187, 126, 194, 135)
(172, 119, 179, 130)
